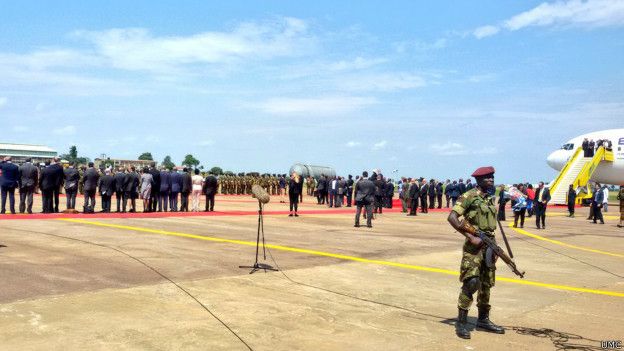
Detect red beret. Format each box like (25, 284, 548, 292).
(471, 166, 495, 177)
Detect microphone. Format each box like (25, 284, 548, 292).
(252, 184, 270, 204)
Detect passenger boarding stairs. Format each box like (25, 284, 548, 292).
(549, 146, 614, 205)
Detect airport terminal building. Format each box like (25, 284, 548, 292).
(0, 143, 57, 164)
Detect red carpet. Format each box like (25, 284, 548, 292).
(0, 196, 572, 220)
(0, 205, 451, 220)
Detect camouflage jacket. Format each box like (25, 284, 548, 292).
(452, 188, 497, 233)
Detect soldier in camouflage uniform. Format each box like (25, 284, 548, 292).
(306, 176, 314, 196)
(271, 175, 277, 195)
(447, 166, 505, 339)
(78, 166, 86, 195)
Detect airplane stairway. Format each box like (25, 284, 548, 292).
(549, 146, 613, 205)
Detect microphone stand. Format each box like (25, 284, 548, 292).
(239, 201, 278, 274)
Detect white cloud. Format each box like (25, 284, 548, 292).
(346, 141, 361, 147)
(0, 50, 102, 70)
(257, 96, 377, 115)
(466, 73, 497, 83)
(0, 60, 144, 96)
(430, 142, 498, 156)
(473, 0, 624, 38)
(505, 0, 624, 30)
(393, 38, 448, 53)
(327, 57, 387, 71)
(372, 140, 387, 150)
(53, 125, 77, 135)
(0, 97, 7, 108)
(74, 17, 315, 72)
(197, 140, 215, 146)
(430, 142, 468, 156)
(473, 25, 500, 39)
(336, 72, 426, 92)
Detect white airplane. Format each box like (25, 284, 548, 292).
(546, 128, 624, 185)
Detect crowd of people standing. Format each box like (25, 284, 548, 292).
(1, 156, 622, 230)
(0, 157, 221, 214)
(581, 138, 613, 157)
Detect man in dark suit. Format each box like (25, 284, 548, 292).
(169, 168, 182, 211)
(123, 166, 139, 213)
(465, 179, 474, 192)
(63, 163, 80, 210)
(373, 174, 385, 214)
(497, 184, 507, 221)
(39, 161, 56, 213)
(566, 184, 577, 218)
(328, 176, 337, 208)
(436, 180, 444, 209)
(336, 176, 346, 208)
(180, 168, 192, 212)
(588, 139, 595, 157)
(534, 181, 551, 229)
(18, 157, 38, 214)
(408, 179, 419, 216)
(316, 175, 327, 205)
(458, 178, 466, 195)
(149, 162, 161, 212)
(158, 167, 171, 212)
(428, 179, 436, 209)
(114, 167, 126, 212)
(346, 175, 354, 207)
(419, 179, 429, 213)
(82, 162, 100, 211)
(582, 138, 589, 157)
(49, 157, 65, 213)
(98, 169, 115, 212)
(0, 156, 20, 214)
(354, 171, 376, 228)
(203, 172, 218, 212)
(591, 183, 605, 224)
(383, 179, 393, 208)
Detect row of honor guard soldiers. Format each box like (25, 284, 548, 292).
(218, 174, 289, 196)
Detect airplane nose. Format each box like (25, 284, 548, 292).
(546, 150, 567, 170)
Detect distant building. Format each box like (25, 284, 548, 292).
(94, 158, 154, 170)
(0, 143, 57, 164)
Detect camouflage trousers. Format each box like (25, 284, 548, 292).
(457, 238, 496, 310)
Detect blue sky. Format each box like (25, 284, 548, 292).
(1, 0, 623, 182)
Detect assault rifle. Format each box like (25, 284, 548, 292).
(475, 229, 525, 278)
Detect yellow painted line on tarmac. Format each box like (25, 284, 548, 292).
(58, 218, 624, 298)
(508, 223, 624, 259)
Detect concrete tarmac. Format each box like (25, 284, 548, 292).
(0, 195, 622, 350)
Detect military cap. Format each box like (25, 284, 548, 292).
(471, 166, 495, 177)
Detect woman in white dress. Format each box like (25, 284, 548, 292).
(191, 169, 204, 212)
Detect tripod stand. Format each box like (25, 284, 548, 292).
(239, 202, 278, 274)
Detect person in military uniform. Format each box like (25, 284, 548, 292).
(447, 166, 505, 339)
(78, 165, 86, 195)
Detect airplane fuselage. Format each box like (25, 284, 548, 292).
(546, 129, 624, 185)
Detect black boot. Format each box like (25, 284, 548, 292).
(456, 308, 470, 339)
(476, 307, 505, 334)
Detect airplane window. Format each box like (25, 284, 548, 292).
(560, 143, 574, 150)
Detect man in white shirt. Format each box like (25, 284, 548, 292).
(602, 185, 609, 212)
(329, 177, 338, 208)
